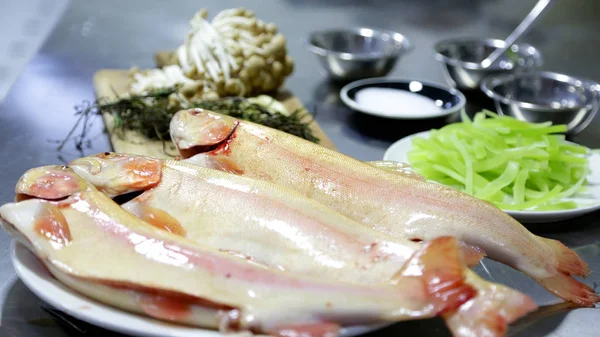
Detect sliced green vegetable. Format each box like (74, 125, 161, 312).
(513, 169, 529, 205)
(408, 111, 590, 211)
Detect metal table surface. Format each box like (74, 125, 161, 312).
(0, 0, 599, 336)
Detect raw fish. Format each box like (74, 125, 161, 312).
(71, 153, 537, 337)
(2, 165, 476, 337)
(170, 109, 599, 307)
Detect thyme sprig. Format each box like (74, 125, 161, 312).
(59, 86, 319, 152)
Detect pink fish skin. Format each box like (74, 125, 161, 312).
(168, 109, 599, 309)
(2, 165, 477, 337)
(70, 153, 537, 337)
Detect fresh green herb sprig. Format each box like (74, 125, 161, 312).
(59, 86, 319, 152)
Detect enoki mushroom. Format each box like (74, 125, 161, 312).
(130, 8, 294, 100)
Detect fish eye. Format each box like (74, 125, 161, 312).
(103, 152, 111, 156)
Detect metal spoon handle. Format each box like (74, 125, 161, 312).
(481, 0, 554, 68)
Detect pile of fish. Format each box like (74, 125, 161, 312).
(1, 109, 598, 337)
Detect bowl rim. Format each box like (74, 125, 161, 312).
(307, 27, 412, 61)
(480, 71, 600, 111)
(433, 37, 543, 70)
(339, 77, 467, 119)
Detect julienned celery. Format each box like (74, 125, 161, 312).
(407, 111, 590, 211)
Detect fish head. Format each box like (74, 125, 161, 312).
(6, 165, 86, 248)
(15, 165, 90, 202)
(3, 165, 88, 250)
(170, 109, 238, 159)
(69, 152, 162, 197)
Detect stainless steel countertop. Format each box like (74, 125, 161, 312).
(0, 0, 599, 336)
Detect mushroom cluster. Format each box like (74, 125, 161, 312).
(130, 8, 294, 101)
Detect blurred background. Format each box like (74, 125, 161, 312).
(2, 0, 599, 150)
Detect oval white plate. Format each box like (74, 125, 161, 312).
(384, 131, 600, 223)
(340, 78, 466, 120)
(11, 241, 389, 337)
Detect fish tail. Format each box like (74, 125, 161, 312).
(538, 273, 600, 307)
(395, 236, 477, 314)
(542, 238, 591, 277)
(444, 279, 537, 337)
(531, 238, 599, 306)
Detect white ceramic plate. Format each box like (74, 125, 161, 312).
(384, 131, 600, 223)
(340, 78, 466, 120)
(11, 241, 388, 337)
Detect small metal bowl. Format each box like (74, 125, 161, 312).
(481, 71, 600, 134)
(434, 38, 543, 91)
(308, 27, 412, 82)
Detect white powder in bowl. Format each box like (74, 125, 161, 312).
(354, 87, 444, 118)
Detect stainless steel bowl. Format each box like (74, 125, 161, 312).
(434, 38, 543, 91)
(481, 71, 600, 134)
(308, 27, 412, 82)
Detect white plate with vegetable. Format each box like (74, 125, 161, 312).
(383, 112, 600, 223)
(11, 241, 387, 337)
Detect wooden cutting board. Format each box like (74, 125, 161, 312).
(93, 66, 335, 159)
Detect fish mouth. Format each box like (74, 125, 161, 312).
(178, 122, 239, 159)
(14, 165, 88, 203)
(111, 190, 145, 205)
(171, 109, 239, 159)
(70, 153, 163, 197)
(15, 193, 69, 203)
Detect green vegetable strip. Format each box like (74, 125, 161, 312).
(432, 164, 465, 184)
(560, 143, 588, 154)
(524, 188, 549, 200)
(556, 175, 587, 199)
(497, 186, 563, 210)
(407, 111, 590, 211)
(450, 134, 474, 195)
(552, 154, 588, 165)
(473, 141, 487, 160)
(513, 169, 529, 205)
(533, 201, 578, 211)
(475, 161, 520, 200)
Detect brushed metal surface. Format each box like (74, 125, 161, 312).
(0, 0, 70, 101)
(0, 0, 598, 336)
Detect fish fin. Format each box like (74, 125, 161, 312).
(408, 238, 485, 267)
(366, 161, 425, 181)
(542, 238, 590, 277)
(538, 273, 600, 307)
(34, 203, 72, 247)
(123, 202, 187, 237)
(444, 279, 536, 337)
(459, 242, 487, 267)
(139, 294, 192, 322)
(394, 236, 477, 314)
(270, 322, 340, 337)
